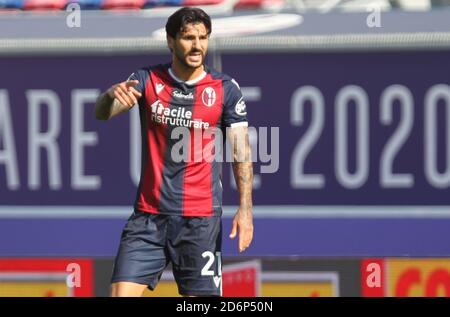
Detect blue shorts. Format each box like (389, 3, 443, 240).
(111, 210, 222, 296)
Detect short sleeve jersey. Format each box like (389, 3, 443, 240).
(127, 63, 248, 217)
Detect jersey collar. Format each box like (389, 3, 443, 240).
(168, 67, 207, 86)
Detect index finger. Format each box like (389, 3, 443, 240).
(125, 80, 139, 87)
(128, 86, 142, 98)
(240, 228, 253, 252)
(239, 228, 246, 252)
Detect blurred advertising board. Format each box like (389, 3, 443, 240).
(0, 258, 93, 297)
(362, 258, 450, 297)
(10, 257, 450, 297)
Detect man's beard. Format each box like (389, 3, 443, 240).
(174, 47, 204, 69)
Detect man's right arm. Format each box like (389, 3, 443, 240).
(95, 80, 142, 120)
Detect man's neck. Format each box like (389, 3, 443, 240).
(170, 61, 205, 82)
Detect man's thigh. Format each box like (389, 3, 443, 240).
(111, 212, 169, 290)
(168, 216, 222, 296)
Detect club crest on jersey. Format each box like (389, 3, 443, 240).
(235, 98, 247, 116)
(202, 87, 216, 107)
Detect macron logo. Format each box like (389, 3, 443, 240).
(213, 276, 221, 288)
(156, 83, 165, 95)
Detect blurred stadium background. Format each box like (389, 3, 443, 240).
(1, 0, 450, 297)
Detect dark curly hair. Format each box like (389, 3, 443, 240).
(165, 7, 212, 39)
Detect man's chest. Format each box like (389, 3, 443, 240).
(144, 78, 224, 129)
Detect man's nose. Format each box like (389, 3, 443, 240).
(192, 37, 200, 49)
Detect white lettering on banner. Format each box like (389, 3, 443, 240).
(290, 86, 325, 189)
(71, 90, 101, 190)
(335, 86, 370, 189)
(1, 89, 104, 192)
(0, 90, 20, 190)
(425, 85, 450, 188)
(290, 84, 450, 190)
(3, 82, 450, 195)
(26, 90, 62, 190)
(380, 85, 415, 188)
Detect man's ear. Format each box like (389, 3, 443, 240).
(167, 35, 174, 53)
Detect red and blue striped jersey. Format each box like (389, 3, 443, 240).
(128, 63, 248, 217)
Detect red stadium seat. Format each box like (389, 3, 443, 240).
(23, 0, 67, 10)
(66, 0, 102, 9)
(183, 0, 225, 5)
(102, 0, 145, 9)
(235, 0, 284, 10)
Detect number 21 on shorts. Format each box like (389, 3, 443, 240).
(201, 251, 222, 280)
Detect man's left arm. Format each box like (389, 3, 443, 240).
(227, 126, 254, 253)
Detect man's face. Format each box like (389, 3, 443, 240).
(168, 22, 209, 69)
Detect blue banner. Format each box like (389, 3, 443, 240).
(1, 51, 450, 256)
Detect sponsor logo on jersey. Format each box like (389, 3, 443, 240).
(235, 98, 247, 116)
(202, 87, 216, 107)
(150, 100, 209, 129)
(172, 90, 194, 100)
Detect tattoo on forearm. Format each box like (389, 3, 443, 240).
(95, 93, 113, 118)
(233, 161, 253, 208)
(232, 134, 253, 208)
(96, 93, 121, 119)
